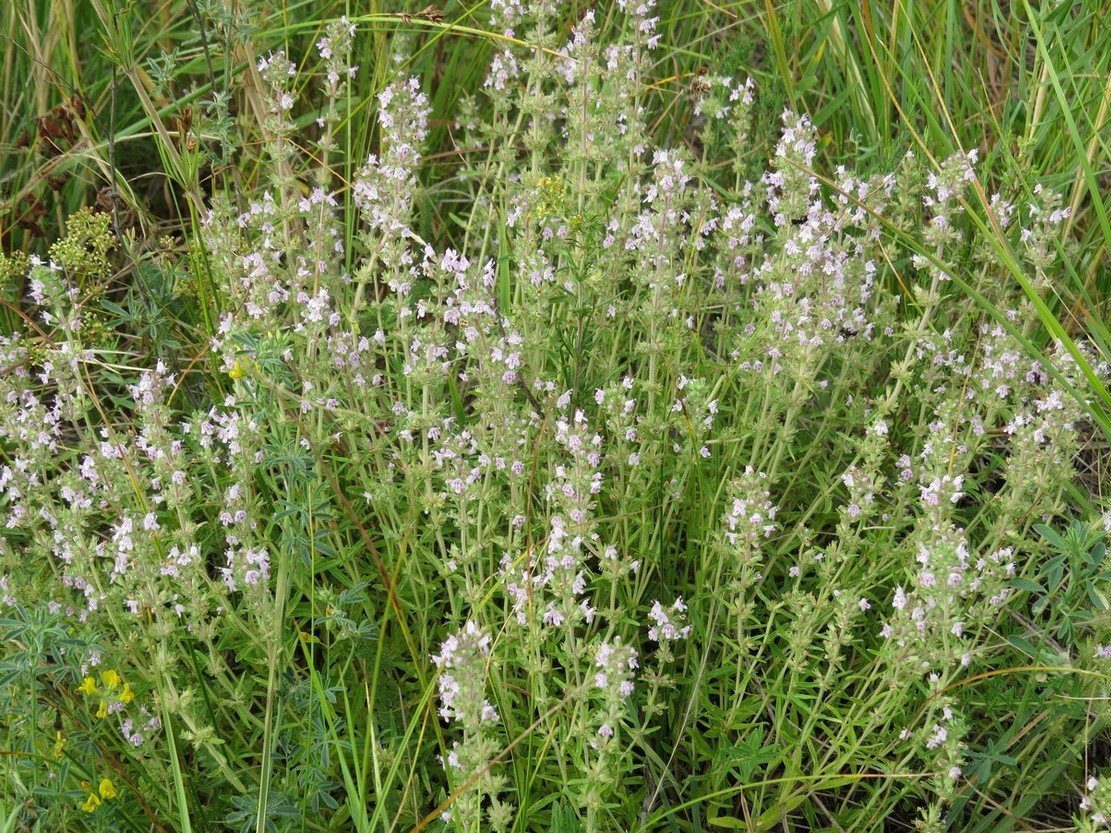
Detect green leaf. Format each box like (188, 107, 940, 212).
(1056, 616, 1075, 646)
(1010, 577, 1043, 594)
(547, 801, 585, 833)
(708, 816, 749, 829)
(1086, 582, 1108, 611)
(1035, 523, 1065, 550)
(1044, 554, 1068, 591)
(755, 788, 825, 831)
(1088, 541, 1107, 567)
(719, 727, 780, 781)
(1006, 635, 1039, 657)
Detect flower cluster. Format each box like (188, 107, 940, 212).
(433, 622, 510, 831)
(647, 597, 690, 643)
(80, 777, 117, 813)
(765, 110, 818, 225)
(881, 532, 1016, 668)
(1079, 775, 1111, 830)
(592, 639, 638, 738)
(721, 467, 779, 563)
(76, 668, 134, 721)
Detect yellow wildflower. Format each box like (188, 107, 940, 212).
(120, 682, 134, 704)
(54, 730, 66, 758)
(100, 669, 122, 689)
(77, 676, 97, 696)
(229, 356, 259, 379)
(99, 778, 117, 799)
(81, 792, 101, 812)
(96, 700, 108, 719)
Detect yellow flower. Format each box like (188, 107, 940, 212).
(54, 730, 66, 759)
(77, 676, 97, 696)
(99, 778, 117, 799)
(100, 669, 122, 689)
(120, 682, 134, 704)
(229, 356, 259, 379)
(96, 700, 108, 719)
(81, 792, 101, 812)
